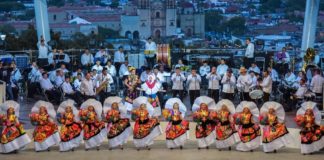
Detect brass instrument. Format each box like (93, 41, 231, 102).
(302, 48, 316, 72)
(96, 78, 109, 94)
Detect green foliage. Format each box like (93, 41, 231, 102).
(223, 17, 246, 35)
(260, 0, 281, 13)
(0, 24, 16, 34)
(110, 0, 120, 8)
(86, 0, 101, 5)
(0, 1, 25, 12)
(18, 25, 38, 50)
(205, 10, 224, 32)
(48, 0, 65, 7)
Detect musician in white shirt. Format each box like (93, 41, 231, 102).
(105, 60, 117, 77)
(244, 38, 254, 67)
(237, 67, 252, 101)
(171, 67, 186, 100)
(39, 72, 61, 104)
(144, 37, 157, 68)
(187, 68, 201, 106)
(81, 48, 94, 69)
(55, 49, 70, 65)
(95, 47, 109, 65)
(114, 46, 126, 72)
(267, 67, 279, 82)
(248, 62, 261, 75)
(310, 69, 324, 96)
(206, 66, 221, 102)
(62, 76, 82, 105)
(216, 59, 228, 77)
(140, 67, 151, 82)
(259, 71, 272, 102)
(199, 61, 210, 88)
(48, 48, 57, 67)
(284, 70, 296, 87)
(54, 69, 65, 87)
(221, 69, 236, 100)
(96, 68, 114, 104)
(92, 60, 103, 74)
(249, 71, 258, 88)
(119, 61, 130, 79)
(80, 72, 96, 100)
(290, 79, 308, 111)
(37, 39, 50, 67)
(73, 73, 82, 92)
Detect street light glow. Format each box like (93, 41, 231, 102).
(0, 34, 6, 41)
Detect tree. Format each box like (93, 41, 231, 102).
(260, 0, 282, 13)
(0, 24, 16, 34)
(0, 1, 25, 12)
(205, 10, 224, 32)
(19, 25, 38, 50)
(223, 17, 246, 35)
(48, 0, 65, 7)
(110, 0, 119, 8)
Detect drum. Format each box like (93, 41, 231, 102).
(157, 44, 171, 66)
(196, 55, 210, 65)
(249, 88, 264, 100)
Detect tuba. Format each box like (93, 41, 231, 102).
(302, 48, 316, 72)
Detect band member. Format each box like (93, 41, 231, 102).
(96, 68, 114, 104)
(248, 62, 260, 75)
(234, 101, 261, 152)
(140, 67, 151, 82)
(259, 71, 272, 102)
(114, 46, 126, 73)
(140, 74, 162, 116)
(73, 73, 82, 92)
(187, 68, 201, 106)
(62, 76, 83, 106)
(192, 101, 216, 149)
(216, 59, 228, 78)
(29, 101, 61, 152)
(249, 71, 258, 88)
(199, 61, 210, 88)
(10, 63, 21, 100)
(237, 67, 252, 101)
(56, 49, 70, 67)
(295, 101, 324, 154)
(80, 72, 96, 100)
(206, 66, 221, 103)
(275, 47, 290, 75)
(104, 98, 132, 150)
(79, 99, 107, 151)
(81, 48, 94, 71)
(221, 69, 236, 100)
(310, 69, 324, 97)
(260, 102, 291, 153)
(132, 98, 162, 150)
(0, 101, 31, 153)
(95, 47, 109, 65)
(162, 99, 189, 149)
(244, 38, 254, 67)
(124, 67, 141, 112)
(39, 72, 61, 104)
(210, 100, 240, 150)
(144, 37, 157, 68)
(56, 100, 83, 152)
(92, 60, 103, 74)
(284, 70, 296, 87)
(171, 67, 186, 100)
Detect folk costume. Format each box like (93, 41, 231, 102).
(141, 74, 162, 117)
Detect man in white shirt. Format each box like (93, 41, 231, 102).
(114, 46, 126, 73)
(105, 60, 117, 77)
(144, 37, 157, 68)
(249, 71, 258, 89)
(259, 70, 272, 102)
(62, 76, 82, 105)
(221, 69, 236, 100)
(81, 48, 94, 70)
(248, 62, 261, 75)
(73, 73, 82, 92)
(48, 48, 57, 68)
(284, 70, 296, 87)
(310, 69, 324, 96)
(92, 60, 103, 74)
(171, 67, 186, 100)
(55, 49, 70, 66)
(199, 61, 210, 89)
(216, 59, 228, 77)
(54, 69, 64, 87)
(187, 68, 201, 106)
(237, 67, 253, 101)
(290, 78, 308, 111)
(10, 63, 21, 100)
(39, 72, 61, 104)
(119, 61, 130, 79)
(140, 67, 151, 82)
(275, 47, 290, 75)
(37, 39, 50, 67)
(95, 47, 109, 65)
(244, 38, 254, 67)
(206, 66, 221, 102)
(80, 72, 96, 100)
(96, 68, 114, 103)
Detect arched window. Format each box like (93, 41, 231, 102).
(156, 12, 160, 18)
(170, 22, 174, 26)
(53, 14, 56, 21)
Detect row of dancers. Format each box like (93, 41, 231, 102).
(0, 97, 324, 155)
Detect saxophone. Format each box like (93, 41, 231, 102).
(96, 78, 109, 94)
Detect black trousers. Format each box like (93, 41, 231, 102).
(146, 56, 156, 69)
(114, 62, 122, 76)
(263, 92, 270, 102)
(240, 92, 250, 101)
(66, 91, 83, 106)
(37, 58, 48, 68)
(243, 57, 254, 68)
(222, 92, 234, 101)
(45, 89, 61, 104)
(189, 90, 200, 106)
(27, 82, 40, 98)
(172, 89, 184, 101)
(208, 89, 219, 103)
(12, 86, 19, 100)
(83, 95, 96, 101)
(99, 91, 110, 104)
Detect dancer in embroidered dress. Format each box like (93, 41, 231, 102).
(124, 67, 141, 113)
(210, 99, 240, 151)
(162, 98, 189, 149)
(192, 96, 217, 149)
(131, 96, 163, 150)
(103, 96, 132, 150)
(295, 101, 324, 154)
(260, 101, 292, 153)
(234, 101, 261, 152)
(30, 101, 61, 152)
(0, 101, 31, 153)
(57, 100, 83, 152)
(79, 99, 107, 151)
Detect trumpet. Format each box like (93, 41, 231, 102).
(96, 78, 109, 94)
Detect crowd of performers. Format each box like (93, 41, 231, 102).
(0, 97, 324, 155)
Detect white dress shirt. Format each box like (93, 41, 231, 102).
(145, 42, 157, 58)
(187, 74, 201, 90)
(270, 69, 279, 82)
(54, 76, 64, 87)
(92, 65, 103, 74)
(11, 69, 21, 88)
(237, 74, 253, 92)
(80, 79, 95, 96)
(199, 65, 210, 77)
(284, 73, 296, 86)
(119, 64, 129, 78)
(216, 64, 228, 77)
(106, 65, 117, 77)
(140, 72, 151, 82)
(171, 73, 186, 90)
(81, 53, 94, 66)
(73, 79, 82, 92)
(96, 73, 114, 92)
(250, 76, 257, 88)
(39, 77, 54, 91)
(311, 74, 324, 94)
(55, 53, 70, 63)
(245, 43, 254, 58)
(248, 66, 261, 74)
(62, 81, 74, 94)
(38, 43, 49, 59)
(95, 50, 109, 64)
(260, 76, 272, 94)
(221, 74, 236, 93)
(48, 52, 56, 64)
(295, 84, 307, 99)
(206, 73, 221, 90)
(114, 51, 125, 63)
(154, 72, 165, 83)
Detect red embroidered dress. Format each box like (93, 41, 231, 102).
(0, 114, 26, 144)
(106, 109, 131, 139)
(234, 112, 261, 143)
(132, 108, 160, 139)
(193, 106, 215, 139)
(260, 113, 289, 143)
(210, 110, 237, 141)
(79, 109, 105, 140)
(57, 112, 82, 142)
(30, 113, 58, 142)
(162, 109, 189, 140)
(295, 112, 324, 144)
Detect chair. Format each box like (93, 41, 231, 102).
(254, 57, 265, 71)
